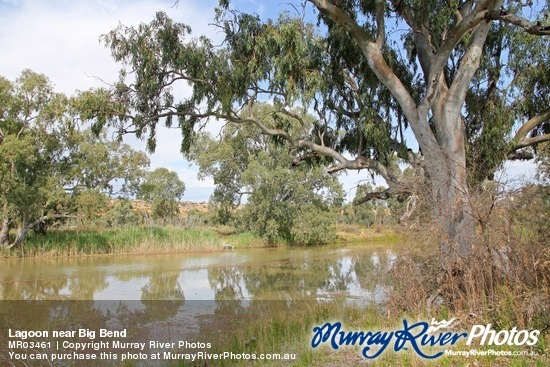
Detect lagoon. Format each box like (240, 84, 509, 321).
(0, 243, 396, 366)
(0, 243, 395, 301)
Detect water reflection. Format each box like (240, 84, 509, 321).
(0, 245, 396, 302)
(0, 245, 397, 366)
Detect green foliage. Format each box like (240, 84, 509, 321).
(207, 201, 234, 226)
(0, 70, 151, 247)
(151, 197, 180, 224)
(139, 167, 185, 202)
(290, 204, 338, 245)
(350, 184, 407, 227)
(81, 1, 549, 259)
(71, 88, 128, 136)
(351, 184, 377, 227)
(183, 209, 208, 228)
(1, 71, 72, 246)
(464, 14, 550, 183)
(73, 189, 109, 224)
(138, 167, 185, 224)
(106, 198, 138, 227)
(192, 104, 343, 245)
(92, 7, 405, 167)
(63, 130, 150, 196)
(238, 159, 342, 245)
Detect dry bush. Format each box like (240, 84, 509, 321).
(387, 183, 549, 334)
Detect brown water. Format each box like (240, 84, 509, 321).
(0, 244, 396, 366)
(0, 243, 395, 301)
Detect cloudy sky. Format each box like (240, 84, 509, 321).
(0, 0, 266, 201)
(0, 0, 537, 202)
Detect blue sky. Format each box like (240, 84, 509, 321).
(0, 0, 537, 201)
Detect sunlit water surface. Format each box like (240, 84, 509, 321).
(0, 243, 396, 301)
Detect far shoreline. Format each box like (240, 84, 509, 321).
(0, 225, 403, 260)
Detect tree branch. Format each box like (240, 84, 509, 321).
(308, 0, 440, 158)
(428, 0, 498, 84)
(485, 10, 550, 36)
(442, 11, 495, 142)
(353, 186, 413, 206)
(418, 0, 498, 128)
(511, 133, 550, 151)
(374, 0, 385, 48)
(506, 111, 550, 158)
(391, 0, 435, 77)
(512, 111, 550, 143)
(5, 214, 78, 249)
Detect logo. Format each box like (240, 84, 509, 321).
(426, 318, 455, 334)
(310, 319, 539, 359)
(466, 324, 539, 346)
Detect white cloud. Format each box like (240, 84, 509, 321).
(0, 0, 220, 201)
(0, 0, 218, 93)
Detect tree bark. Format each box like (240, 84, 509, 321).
(11, 220, 27, 249)
(423, 108, 475, 269)
(428, 158, 475, 266)
(0, 214, 76, 249)
(0, 215, 10, 247)
(0, 207, 9, 248)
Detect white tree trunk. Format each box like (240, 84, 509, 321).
(0, 203, 9, 248)
(425, 110, 475, 268)
(431, 166, 475, 263)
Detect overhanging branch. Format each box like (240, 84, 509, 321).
(507, 111, 550, 158)
(353, 186, 413, 206)
(485, 10, 550, 36)
(512, 111, 550, 142)
(510, 133, 550, 154)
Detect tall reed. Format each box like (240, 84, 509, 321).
(9, 227, 222, 257)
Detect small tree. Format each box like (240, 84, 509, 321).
(190, 104, 344, 245)
(138, 168, 185, 224)
(73, 189, 109, 225)
(106, 198, 138, 227)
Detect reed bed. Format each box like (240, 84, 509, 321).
(9, 227, 222, 257)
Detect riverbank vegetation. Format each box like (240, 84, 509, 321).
(1, 0, 549, 365)
(0, 221, 401, 258)
(0, 71, 401, 253)
(389, 180, 550, 339)
(162, 178, 547, 366)
(168, 300, 548, 367)
(5, 227, 221, 257)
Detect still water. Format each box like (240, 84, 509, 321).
(0, 244, 396, 366)
(0, 243, 395, 301)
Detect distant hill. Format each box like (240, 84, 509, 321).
(129, 200, 209, 215)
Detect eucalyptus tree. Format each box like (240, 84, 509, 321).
(62, 129, 150, 197)
(0, 70, 73, 247)
(0, 70, 150, 248)
(63, 129, 150, 225)
(138, 167, 185, 224)
(82, 1, 549, 267)
(190, 103, 344, 245)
